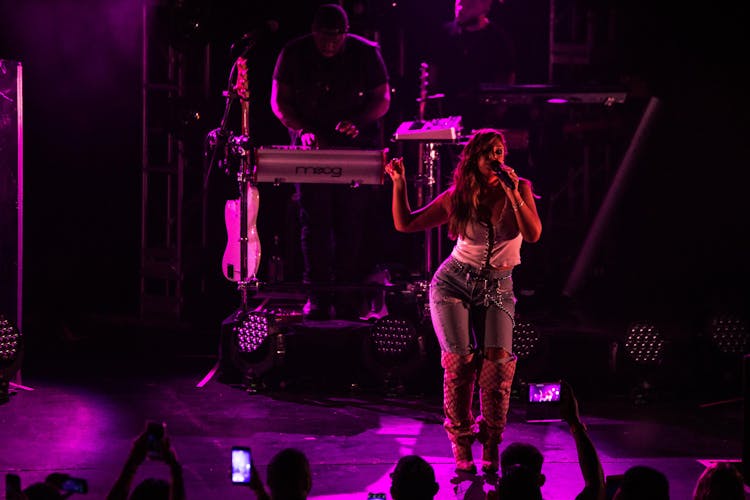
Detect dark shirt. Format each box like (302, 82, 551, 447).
(273, 33, 389, 148)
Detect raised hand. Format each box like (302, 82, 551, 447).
(385, 157, 406, 184)
(560, 380, 582, 426)
(128, 430, 150, 465)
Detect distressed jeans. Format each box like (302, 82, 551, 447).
(429, 255, 516, 355)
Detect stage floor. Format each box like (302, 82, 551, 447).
(1, 318, 747, 500)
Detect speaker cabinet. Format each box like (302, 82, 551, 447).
(0, 60, 23, 332)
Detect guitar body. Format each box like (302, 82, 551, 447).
(222, 184, 261, 281)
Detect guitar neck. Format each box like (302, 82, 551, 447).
(241, 101, 250, 136)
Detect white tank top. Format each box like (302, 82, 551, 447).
(451, 218, 522, 269)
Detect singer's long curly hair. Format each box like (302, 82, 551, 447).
(448, 128, 507, 240)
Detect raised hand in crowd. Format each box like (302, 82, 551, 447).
(106, 421, 185, 500)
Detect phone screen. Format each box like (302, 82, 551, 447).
(528, 382, 561, 402)
(146, 421, 166, 460)
(61, 477, 88, 494)
(232, 447, 252, 484)
(605, 474, 624, 499)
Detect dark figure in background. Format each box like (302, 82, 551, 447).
(270, 3, 390, 320)
(385, 129, 541, 474)
(428, 0, 517, 133)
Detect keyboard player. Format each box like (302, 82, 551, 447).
(270, 3, 390, 320)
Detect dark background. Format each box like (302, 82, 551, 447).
(0, 0, 748, 351)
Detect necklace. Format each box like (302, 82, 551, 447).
(494, 194, 508, 226)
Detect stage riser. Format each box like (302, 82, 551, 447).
(217, 313, 743, 402)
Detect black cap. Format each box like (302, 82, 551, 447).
(312, 4, 349, 34)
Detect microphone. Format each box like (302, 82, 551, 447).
(231, 20, 280, 57)
(489, 160, 516, 190)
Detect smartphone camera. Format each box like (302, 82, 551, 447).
(528, 381, 561, 403)
(525, 380, 562, 422)
(61, 477, 88, 494)
(146, 421, 166, 460)
(605, 474, 624, 500)
(231, 446, 252, 484)
(367, 493, 386, 499)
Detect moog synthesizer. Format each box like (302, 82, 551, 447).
(254, 146, 388, 185)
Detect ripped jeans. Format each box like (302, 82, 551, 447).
(429, 255, 516, 355)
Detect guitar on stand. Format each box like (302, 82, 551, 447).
(221, 56, 261, 291)
(197, 49, 262, 389)
(196, 50, 260, 387)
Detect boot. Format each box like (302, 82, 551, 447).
(303, 293, 334, 321)
(441, 352, 478, 473)
(476, 355, 517, 473)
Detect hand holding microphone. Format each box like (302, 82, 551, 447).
(489, 160, 517, 191)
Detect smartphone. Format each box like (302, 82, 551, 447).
(61, 477, 88, 494)
(605, 474, 624, 499)
(528, 381, 561, 403)
(367, 494, 386, 499)
(231, 446, 252, 484)
(5, 473, 22, 497)
(146, 421, 166, 460)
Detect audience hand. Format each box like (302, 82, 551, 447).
(247, 460, 271, 500)
(127, 430, 150, 466)
(560, 380, 583, 427)
(162, 437, 180, 467)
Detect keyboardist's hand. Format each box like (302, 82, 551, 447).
(385, 157, 406, 185)
(300, 130, 317, 148)
(335, 120, 359, 139)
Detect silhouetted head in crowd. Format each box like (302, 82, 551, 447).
(497, 442, 546, 499)
(692, 462, 744, 500)
(613, 465, 669, 500)
(498, 463, 544, 500)
(266, 447, 312, 500)
(501, 442, 545, 476)
(22, 482, 63, 500)
(390, 455, 440, 500)
(129, 477, 170, 500)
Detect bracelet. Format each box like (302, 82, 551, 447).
(512, 200, 525, 211)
